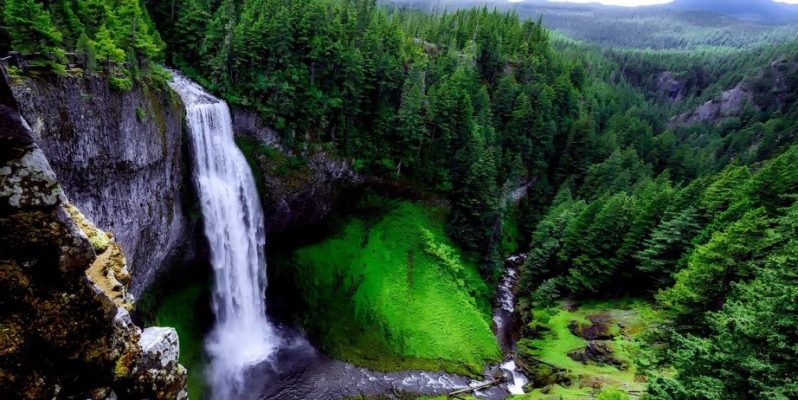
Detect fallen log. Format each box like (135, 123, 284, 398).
(513, 353, 559, 371)
(448, 378, 504, 396)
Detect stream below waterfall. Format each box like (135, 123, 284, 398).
(249, 254, 530, 400)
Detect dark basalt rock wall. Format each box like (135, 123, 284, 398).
(7, 72, 193, 296)
(230, 106, 361, 241)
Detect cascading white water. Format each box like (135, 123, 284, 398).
(169, 73, 280, 399)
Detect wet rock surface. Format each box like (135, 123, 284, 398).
(230, 108, 361, 240)
(0, 82, 186, 399)
(568, 341, 626, 369)
(568, 312, 617, 341)
(7, 71, 193, 296)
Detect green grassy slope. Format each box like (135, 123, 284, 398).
(289, 200, 500, 374)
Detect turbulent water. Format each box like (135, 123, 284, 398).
(494, 254, 529, 395)
(169, 73, 280, 400)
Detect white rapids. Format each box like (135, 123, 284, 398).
(169, 73, 280, 400)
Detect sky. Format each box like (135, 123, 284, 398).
(519, 0, 798, 7)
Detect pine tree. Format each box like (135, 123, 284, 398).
(173, 0, 211, 65)
(395, 66, 428, 172)
(658, 208, 773, 330)
(75, 31, 97, 74)
(635, 207, 701, 290)
(201, 0, 237, 85)
(3, 0, 66, 73)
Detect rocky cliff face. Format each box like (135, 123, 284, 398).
(674, 56, 798, 126)
(230, 106, 361, 239)
(7, 71, 192, 296)
(677, 82, 753, 125)
(656, 71, 686, 102)
(0, 79, 187, 399)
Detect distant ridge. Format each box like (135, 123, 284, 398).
(669, 0, 798, 23)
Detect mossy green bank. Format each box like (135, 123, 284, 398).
(286, 200, 501, 375)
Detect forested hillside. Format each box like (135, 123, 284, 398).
(148, 0, 592, 272)
(388, 0, 798, 50)
(2, 0, 798, 399)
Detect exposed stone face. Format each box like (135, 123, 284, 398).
(231, 106, 284, 151)
(673, 55, 798, 126)
(656, 71, 685, 102)
(0, 85, 187, 399)
(8, 73, 192, 296)
(230, 107, 361, 239)
(139, 327, 180, 369)
(677, 82, 753, 125)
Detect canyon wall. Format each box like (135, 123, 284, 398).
(8, 71, 193, 296)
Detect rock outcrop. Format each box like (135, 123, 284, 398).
(673, 55, 798, 126)
(676, 81, 753, 125)
(7, 71, 193, 296)
(230, 106, 361, 239)
(0, 84, 187, 399)
(656, 71, 686, 102)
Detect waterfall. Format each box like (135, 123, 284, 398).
(169, 73, 280, 399)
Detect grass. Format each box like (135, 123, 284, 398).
(515, 299, 653, 399)
(512, 384, 594, 399)
(289, 200, 500, 375)
(153, 283, 208, 399)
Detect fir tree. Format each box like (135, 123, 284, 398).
(3, 0, 66, 73)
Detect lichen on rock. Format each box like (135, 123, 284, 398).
(0, 79, 187, 399)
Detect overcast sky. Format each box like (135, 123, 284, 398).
(519, 0, 798, 6)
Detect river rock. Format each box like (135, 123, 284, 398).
(568, 341, 626, 369)
(568, 311, 618, 341)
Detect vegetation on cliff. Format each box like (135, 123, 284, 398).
(0, 92, 186, 399)
(1, 0, 165, 88)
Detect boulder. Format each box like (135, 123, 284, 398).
(568, 341, 626, 369)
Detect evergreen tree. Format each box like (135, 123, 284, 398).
(395, 66, 428, 172)
(75, 31, 96, 74)
(635, 207, 701, 290)
(3, 0, 66, 72)
(658, 208, 773, 330)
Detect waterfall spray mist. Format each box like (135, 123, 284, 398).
(170, 73, 280, 399)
